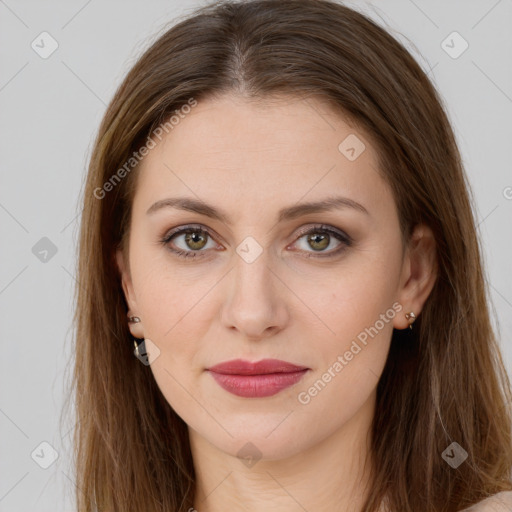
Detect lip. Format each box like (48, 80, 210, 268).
(206, 358, 309, 398)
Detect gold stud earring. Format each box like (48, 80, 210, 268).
(405, 311, 416, 330)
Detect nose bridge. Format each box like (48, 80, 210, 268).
(221, 244, 288, 339)
(231, 245, 276, 307)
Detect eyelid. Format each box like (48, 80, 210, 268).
(162, 223, 351, 243)
(292, 223, 352, 244)
(162, 224, 221, 244)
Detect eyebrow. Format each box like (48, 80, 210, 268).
(146, 195, 369, 224)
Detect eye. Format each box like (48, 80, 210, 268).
(290, 224, 352, 258)
(160, 225, 219, 259)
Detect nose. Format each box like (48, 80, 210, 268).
(220, 248, 289, 341)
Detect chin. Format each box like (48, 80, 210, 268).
(191, 418, 317, 463)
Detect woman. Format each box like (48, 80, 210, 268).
(68, 0, 512, 510)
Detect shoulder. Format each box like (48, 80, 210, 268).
(459, 491, 512, 511)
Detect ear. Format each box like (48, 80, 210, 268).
(116, 248, 144, 339)
(393, 223, 438, 330)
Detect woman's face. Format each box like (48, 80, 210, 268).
(117, 94, 429, 461)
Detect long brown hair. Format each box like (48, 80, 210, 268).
(64, 0, 512, 510)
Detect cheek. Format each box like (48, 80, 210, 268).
(294, 242, 402, 341)
(137, 268, 214, 425)
(294, 271, 396, 433)
(130, 247, 218, 342)
(290, 241, 400, 400)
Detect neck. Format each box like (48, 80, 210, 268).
(190, 392, 376, 512)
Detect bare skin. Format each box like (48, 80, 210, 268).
(117, 94, 437, 512)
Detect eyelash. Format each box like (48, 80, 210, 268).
(160, 224, 352, 260)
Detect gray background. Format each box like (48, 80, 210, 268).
(0, 0, 511, 510)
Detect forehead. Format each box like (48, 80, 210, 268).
(133, 94, 391, 219)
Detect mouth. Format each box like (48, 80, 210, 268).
(206, 358, 309, 398)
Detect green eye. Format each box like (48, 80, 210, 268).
(292, 225, 352, 258)
(161, 225, 214, 259)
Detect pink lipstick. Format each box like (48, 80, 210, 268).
(206, 358, 309, 398)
